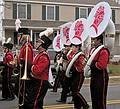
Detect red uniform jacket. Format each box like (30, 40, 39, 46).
(92, 47, 110, 70)
(67, 50, 86, 73)
(73, 54, 86, 73)
(67, 50, 75, 61)
(19, 42, 34, 64)
(3, 51, 14, 76)
(31, 51, 50, 80)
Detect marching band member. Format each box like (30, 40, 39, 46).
(14, 28, 34, 109)
(52, 32, 66, 93)
(25, 28, 53, 109)
(56, 43, 72, 103)
(68, 44, 89, 109)
(52, 50, 64, 92)
(90, 34, 110, 109)
(0, 41, 15, 101)
(56, 22, 74, 103)
(85, 2, 114, 109)
(18, 28, 34, 65)
(66, 18, 89, 109)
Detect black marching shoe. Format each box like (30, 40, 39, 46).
(67, 92, 72, 97)
(82, 104, 89, 109)
(0, 98, 8, 101)
(6, 96, 15, 101)
(56, 99, 66, 103)
(51, 89, 57, 92)
(68, 100, 74, 104)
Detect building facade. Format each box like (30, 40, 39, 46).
(1, 0, 120, 56)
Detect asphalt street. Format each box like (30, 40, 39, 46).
(0, 83, 120, 109)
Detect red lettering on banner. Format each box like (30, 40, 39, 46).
(56, 36, 60, 49)
(63, 26, 70, 43)
(73, 21, 84, 41)
(90, 6, 105, 34)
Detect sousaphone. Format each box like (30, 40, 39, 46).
(59, 21, 73, 46)
(84, 1, 115, 77)
(65, 18, 89, 77)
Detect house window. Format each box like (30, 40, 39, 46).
(13, 3, 31, 19)
(112, 9, 115, 23)
(75, 7, 88, 20)
(79, 8, 88, 18)
(17, 3, 27, 19)
(33, 32, 39, 45)
(42, 5, 59, 20)
(46, 5, 55, 20)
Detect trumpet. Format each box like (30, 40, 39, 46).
(18, 35, 30, 107)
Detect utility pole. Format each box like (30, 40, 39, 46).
(0, 0, 5, 44)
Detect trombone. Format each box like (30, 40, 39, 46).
(18, 35, 30, 107)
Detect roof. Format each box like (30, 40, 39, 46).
(6, 0, 120, 7)
(39, 0, 120, 6)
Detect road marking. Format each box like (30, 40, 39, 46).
(44, 99, 120, 109)
(13, 99, 120, 109)
(107, 99, 120, 104)
(109, 76, 120, 79)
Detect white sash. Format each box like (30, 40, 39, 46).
(65, 51, 84, 78)
(84, 45, 104, 78)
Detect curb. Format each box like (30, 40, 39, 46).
(85, 76, 120, 80)
(84, 76, 120, 86)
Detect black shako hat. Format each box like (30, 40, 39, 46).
(38, 35, 52, 49)
(18, 28, 29, 42)
(38, 28, 53, 49)
(3, 43, 13, 50)
(92, 34, 104, 44)
(18, 28, 29, 35)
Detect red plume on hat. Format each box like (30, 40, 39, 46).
(39, 28, 53, 49)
